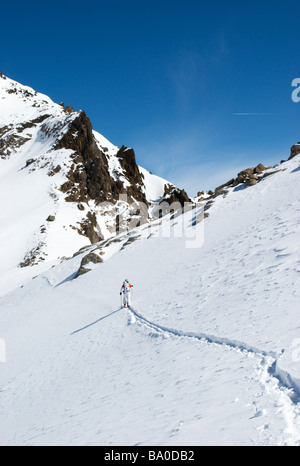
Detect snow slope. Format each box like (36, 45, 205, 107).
(0, 154, 299, 446)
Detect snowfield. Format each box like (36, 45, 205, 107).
(0, 154, 300, 446)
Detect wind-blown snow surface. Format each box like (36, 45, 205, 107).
(0, 156, 300, 446)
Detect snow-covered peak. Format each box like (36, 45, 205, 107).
(0, 73, 190, 295)
(0, 72, 67, 125)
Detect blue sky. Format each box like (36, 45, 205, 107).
(1, 0, 300, 195)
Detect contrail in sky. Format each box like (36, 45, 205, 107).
(233, 112, 275, 116)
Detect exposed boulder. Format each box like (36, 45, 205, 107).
(26, 158, 36, 167)
(163, 183, 191, 206)
(246, 178, 257, 187)
(211, 163, 270, 198)
(80, 252, 103, 266)
(254, 163, 267, 174)
(76, 251, 103, 278)
(238, 168, 255, 177)
(289, 144, 300, 160)
(64, 106, 74, 114)
(76, 266, 91, 277)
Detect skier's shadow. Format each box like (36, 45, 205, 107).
(70, 308, 121, 335)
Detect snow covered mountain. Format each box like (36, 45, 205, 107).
(0, 73, 189, 295)
(1, 72, 300, 446)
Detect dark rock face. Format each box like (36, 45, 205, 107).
(117, 146, 148, 204)
(76, 251, 103, 278)
(163, 183, 190, 206)
(56, 112, 148, 207)
(289, 144, 300, 160)
(78, 211, 103, 244)
(54, 112, 152, 244)
(56, 111, 115, 204)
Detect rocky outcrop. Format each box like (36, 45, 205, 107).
(59, 102, 74, 114)
(163, 183, 191, 206)
(200, 163, 274, 219)
(56, 113, 149, 209)
(0, 114, 51, 159)
(19, 242, 45, 268)
(289, 144, 300, 160)
(76, 251, 103, 277)
(54, 113, 154, 245)
(0, 124, 31, 158)
(78, 211, 103, 244)
(211, 163, 272, 198)
(55, 112, 153, 245)
(116, 146, 148, 204)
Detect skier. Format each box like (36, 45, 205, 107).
(120, 279, 133, 308)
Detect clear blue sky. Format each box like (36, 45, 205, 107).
(1, 0, 300, 195)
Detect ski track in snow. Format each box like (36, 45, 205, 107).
(128, 306, 300, 445)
